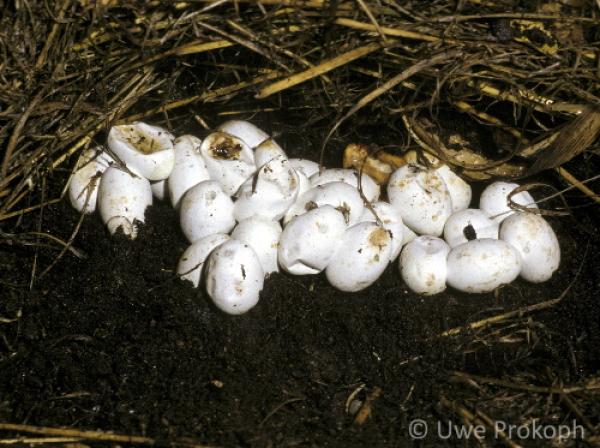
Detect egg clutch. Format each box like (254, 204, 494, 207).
(68, 121, 561, 315)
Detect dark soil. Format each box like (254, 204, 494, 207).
(1, 120, 599, 447)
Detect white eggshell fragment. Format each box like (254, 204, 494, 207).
(499, 212, 560, 283)
(284, 181, 364, 226)
(69, 147, 113, 213)
(446, 239, 522, 293)
(97, 166, 152, 238)
(436, 165, 472, 212)
(443, 208, 499, 248)
(326, 223, 392, 292)
(180, 180, 235, 243)
(400, 236, 450, 295)
(387, 164, 453, 236)
(479, 181, 538, 223)
(234, 156, 299, 221)
(278, 206, 347, 275)
(360, 202, 404, 261)
(311, 168, 380, 203)
(254, 138, 287, 167)
(232, 217, 282, 275)
(168, 135, 210, 208)
(107, 122, 175, 181)
(200, 132, 256, 196)
(205, 240, 264, 315)
(177, 234, 230, 288)
(289, 158, 319, 178)
(150, 180, 167, 201)
(217, 120, 270, 149)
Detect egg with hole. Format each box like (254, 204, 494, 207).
(443, 208, 499, 248)
(217, 120, 270, 149)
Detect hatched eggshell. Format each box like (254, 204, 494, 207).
(69, 147, 113, 213)
(289, 158, 319, 178)
(169, 135, 210, 208)
(231, 217, 282, 275)
(310, 168, 380, 203)
(200, 132, 256, 195)
(479, 181, 538, 223)
(399, 236, 450, 295)
(217, 120, 269, 149)
(443, 208, 499, 248)
(205, 239, 264, 315)
(447, 239, 522, 293)
(234, 156, 299, 221)
(254, 138, 287, 167)
(436, 164, 472, 212)
(326, 223, 392, 292)
(359, 201, 404, 260)
(499, 212, 560, 283)
(107, 122, 175, 181)
(284, 181, 364, 226)
(387, 164, 453, 236)
(180, 180, 235, 243)
(278, 205, 347, 275)
(177, 233, 230, 288)
(97, 166, 153, 238)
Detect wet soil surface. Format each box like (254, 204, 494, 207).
(1, 124, 599, 447)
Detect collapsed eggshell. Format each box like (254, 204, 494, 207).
(180, 180, 235, 243)
(326, 222, 392, 292)
(479, 181, 538, 223)
(97, 166, 153, 238)
(177, 233, 230, 288)
(231, 217, 282, 275)
(443, 208, 499, 248)
(217, 120, 270, 149)
(399, 236, 450, 295)
(205, 239, 264, 315)
(254, 138, 287, 167)
(284, 181, 364, 226)
(289, 158, 319, 178)
(360, 201, 404, 260)
(69, 147, 113, 213)
(234, 156, 299, 221)
(436, 165, 472, 212)
(168, 135, 210, 208)
(387, 164, 453, 236)
(310, 168, 380, 203)
(200, 132, 256, 195)
(107, 122, 175, 181)
(278, 205, 347, 275)
(499, 212, 560, 283)
(446, 239, 522, 293)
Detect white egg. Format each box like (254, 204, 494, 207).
(446, 239, 522, 293)
(254, 138, 287, 167)
(217, 120, 270, 149)
(150, 179, 167, 201)
(278, 205, 347, 275)
(283, 181, 364, 226)
(289, 158, 319, 178)
(326, 223, 392, 292)
(400, 236, 450, 295)
(200, 132, 256, 196)
(97, 166, 152, 239)
(359, 201, 404, 261)
(402, 225, 418, 245)
(310, 168, 380, 203)
(387, 164, 453, 236)
(205, 239, 264, 315)
(436, 165, 472, 212)
(69, 147, 113, 213)
(443, 208, 499, 248)
(107, 122, 175, 181)
(168, 135, 210, 208)
(295, 168, 311, 197)
(499, 212, 560, 283)
(479, 181, 538, 223)
(234, 156, 299, 221)
(231, 217, 282, 275)
(177, 234, 230, 288)
(180, 180, 235, 243)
